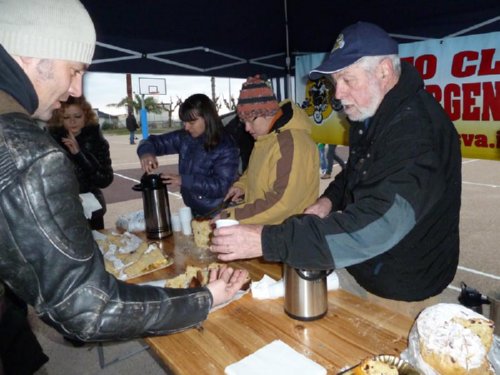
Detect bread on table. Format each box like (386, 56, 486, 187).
(352, 358, 398, 375)
(165, 263, 223, 288)
(94, 231, 172, 279)
(405, 303, 494, 375)
(191, 218, 213, 248)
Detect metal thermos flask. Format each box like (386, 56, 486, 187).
(283, 264, 332, 321)
(133, 173, 172, 239)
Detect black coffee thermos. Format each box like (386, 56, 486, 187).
(133, 174, 172, 239)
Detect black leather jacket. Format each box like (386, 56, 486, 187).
(0, 92, 212, 341)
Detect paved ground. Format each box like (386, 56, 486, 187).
(33, 134, 500, 374)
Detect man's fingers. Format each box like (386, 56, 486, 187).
(216, 253, 236, 262)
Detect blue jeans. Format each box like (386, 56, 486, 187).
(129, 131, 135, 144)
(325, 144, 345, 173)
(319, 145, 327, 172)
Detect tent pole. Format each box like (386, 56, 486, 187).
(284, 0, 292, 100)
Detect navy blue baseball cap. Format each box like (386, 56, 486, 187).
(309, 21, 398, 80)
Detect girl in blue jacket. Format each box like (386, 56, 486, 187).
(137, 94, 239, 216)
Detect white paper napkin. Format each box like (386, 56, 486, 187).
(251, 272, 339, 300)
(225, 339, 326, 375)
(79, 193, 102, 219)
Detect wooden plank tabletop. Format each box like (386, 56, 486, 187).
(145, 288, 412, 374)
(124, 232, 414, 374)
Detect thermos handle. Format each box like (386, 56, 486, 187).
(295, 268, 334, 281)
(132, 184, 143, 191)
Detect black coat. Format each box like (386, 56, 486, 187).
(126, 114, 139, 132)
(262, 61, 461, 301)
(49, 125, 113, 211)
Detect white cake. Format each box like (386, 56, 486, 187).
(404, 303, 494, 375)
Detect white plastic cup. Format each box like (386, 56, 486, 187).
(215, 219, 239, 228)
(171, 213, 181, 232)
(179, 207, 193, 235)
(179, 207, 192, 221)
(180, 219, 192, 235)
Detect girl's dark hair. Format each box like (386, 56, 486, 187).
(179, 93, 223, 150)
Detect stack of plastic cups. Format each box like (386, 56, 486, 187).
(171, 213, 181, 232)
(179, 207, 193, 235)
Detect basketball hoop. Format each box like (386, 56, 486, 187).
(138, 77, 167, 96)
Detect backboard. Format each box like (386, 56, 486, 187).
(138, 77, 167, 95)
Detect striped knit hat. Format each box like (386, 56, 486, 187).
(237, 75, 280, 122)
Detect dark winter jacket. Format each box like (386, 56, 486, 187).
(0, 44, 212, 342)
(262, 61, 461, 301)
(49, 125, 113, 212)
(126, 114, 139, 132)
(137, 129, 239, 216)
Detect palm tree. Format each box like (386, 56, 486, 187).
(107, 93, 163, 115)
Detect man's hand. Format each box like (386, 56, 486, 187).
(140, 154, 158, 173)
(210, 224, 263, 261)
(304, 196, 333, 218)
(206, 266, 249, 308)
(224, 186, 244, 202)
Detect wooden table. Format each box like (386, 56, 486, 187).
(128, 232, 414, 374)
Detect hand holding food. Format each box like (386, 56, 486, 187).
(206, 266, 249, 308)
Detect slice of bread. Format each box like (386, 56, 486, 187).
(192, 219, 212, 248)
(165, 263, 223, 288)
(352, 358, 398, 375)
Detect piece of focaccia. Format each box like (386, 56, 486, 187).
(95, 231, 172, 280)
(165, 263, 223, 288)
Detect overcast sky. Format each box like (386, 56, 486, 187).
(83, 72, 246, 117)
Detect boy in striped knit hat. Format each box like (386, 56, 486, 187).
(220, 75, 319, 225)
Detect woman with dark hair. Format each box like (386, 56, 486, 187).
(137, 93, 239, 217)
(48, 95, 114, 230)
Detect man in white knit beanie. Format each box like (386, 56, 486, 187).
(0, 0, 96, 120)
(0, 1, 248, 372)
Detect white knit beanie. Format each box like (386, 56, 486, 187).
(0, 0, 96, 64)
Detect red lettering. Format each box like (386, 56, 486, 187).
(452, 51, 478, 78)
(478, 49, 500, 75)
(475, 134, 488, 148)
(460, 134, 495, 148)
(413, 54, 437, 80)
(461, 133, 474, 146)
(444, 84, 461, 121)
(462, 83, 481, 120)
(482, 82, 500, 121)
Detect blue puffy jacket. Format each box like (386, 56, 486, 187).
(137, 129, 239, 216)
